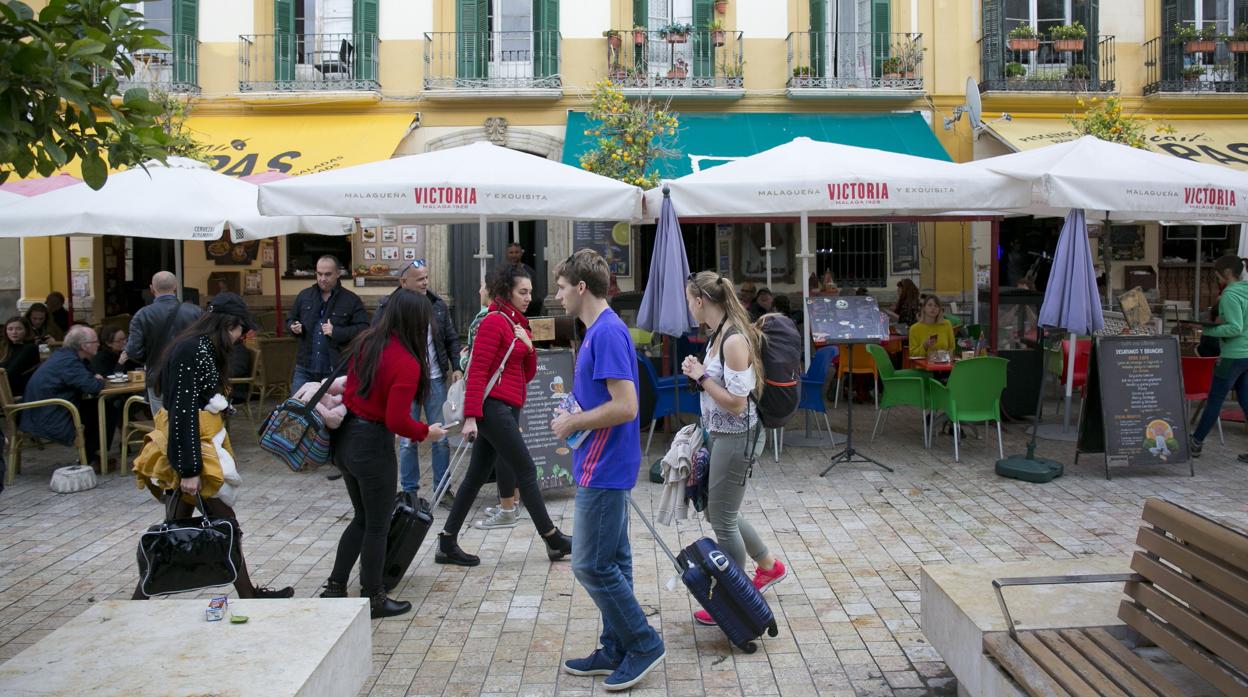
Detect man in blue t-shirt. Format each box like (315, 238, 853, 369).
(551, 250, 664, 692)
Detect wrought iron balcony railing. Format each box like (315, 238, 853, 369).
(1143, 35, 1248, 95)
(980, 35, 1115, 92)
(605, 29, 743, 90)
(93, 34, 200, 94)
(423, 31, 561, 91)
(786, 31, 923, 91)
(238, 33, 379, 92)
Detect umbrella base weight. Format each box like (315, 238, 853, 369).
(821, 446, 893, 474)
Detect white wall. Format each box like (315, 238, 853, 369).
(738, 0, 788, 38)
(560, 0, 610, 39)
(199, 0, 253, 42)
(380, 0, 432, 40)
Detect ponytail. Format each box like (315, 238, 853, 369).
(686, 271, 765, 398)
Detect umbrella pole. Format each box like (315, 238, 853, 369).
(64, 238, 74, 325)
(478, 214, 488, 287)
(1103, 216, 1112, 310)
(800, 212, 811, 370)
(274, 236, 284, 337)
(175, 241, 183, 301)
(990, 219, 1000, 352)
(764, 222, 773, 290)
(1195, 226, 1202, 320)
(1062, 331, 1076, 431)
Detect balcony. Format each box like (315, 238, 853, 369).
(93, 35, 200, 95)
(605, 29, 743, 99)
(423, 31, 561, 99)
(785, 32, 924, 99)
(238, 33, 379, 93)
(980, 35, 1115, 93)
(1143, 36, 1248, 96)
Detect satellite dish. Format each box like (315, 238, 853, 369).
(944, 77, 1010, 135)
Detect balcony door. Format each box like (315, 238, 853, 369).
(489, 0, 534, 82)
(277, 0, 377, 84)
(457, 0, 557, 84)
(1004, 0, 1071, 74)
(646, 0, 694, 77)
(810, 0, 888, 86)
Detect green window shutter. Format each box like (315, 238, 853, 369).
(810, 0, 827, 78)
(633, 0, 647, 70)
(692, 0, 713, 78)
(353, 0, 379, 82)
(533, 0, 559, 79)
(871, 0, 889, 76)
(1075, 0, 1099, 84)
(981, 0, 1003, 86)
(274, 0, 296, 82)
(1235, 0, 1247, 79)
(172, 0, 198, 86)
(456, 0, 488, 80)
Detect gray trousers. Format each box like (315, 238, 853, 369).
(706, 430, 768, 567)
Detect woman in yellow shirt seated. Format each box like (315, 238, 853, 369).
(908, 295, 955, 358)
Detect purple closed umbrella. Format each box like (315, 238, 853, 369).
(1039, 209, 1104, 436)
(638, 187, 695, 337)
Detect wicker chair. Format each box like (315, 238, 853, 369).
(255, 337, 298, 405)
(119, 395, 153, 469)
(0, 368, 88, 486)
(229, 344, 263, 423)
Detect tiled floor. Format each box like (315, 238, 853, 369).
(2, 401, 1246, 696)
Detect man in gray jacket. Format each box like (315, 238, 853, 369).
(125, 271, 202, 411)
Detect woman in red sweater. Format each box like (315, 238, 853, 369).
(437, 266, 572, 566)
(321, 290, 447, 618)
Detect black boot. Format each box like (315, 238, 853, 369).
(543, 528, 572, 562)
(435, 533, 480, 567)
(319, 579, 348, 598)
(368, 590, 411, 619)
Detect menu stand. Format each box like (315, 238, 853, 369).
(820, 338, 893, 476)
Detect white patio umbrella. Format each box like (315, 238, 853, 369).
(257, 141, 644, 284)
(0, 190, 22, 206)
(643, 137, 1034, 367)
(0, 158, 354, 242)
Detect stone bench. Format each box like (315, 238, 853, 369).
(0, 598, 371, 697)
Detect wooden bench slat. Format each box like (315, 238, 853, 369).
(1034, 630, 1131, 697)
(1123, 582, 1248, 674)
(1141, 499, 1248, 576)
(1120, 601, 1248, 697)
(1130, 551, 1248, 642)
(984, 632, 1072, 697)
(1136, 527, 1248, 605)
(1084, 627, 1187, 697)
(1017, 631, 1103, 697)
(1057, 629, 1168, 697)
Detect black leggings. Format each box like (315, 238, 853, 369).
(328, 413, 397, 595)
(443, 398, 554, 538)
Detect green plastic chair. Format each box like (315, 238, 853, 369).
(926, 356, 1008, 462)
(944, 314, 964, 329)
(866, 344, 930, 448)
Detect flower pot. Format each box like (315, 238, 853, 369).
(1228, 40, 1248, 53)
(712, 30, 726, 46)
(903, 70, 915, 79)
(666, 33, 688, 44)
(667, 67, 688, 79)
(1007, 38, 1039, 51)
(607, 35, 622, 51)
(883, 72, 901, 79)
(633, 30, 646, 45)
(1184, 40, 1216, 53)
(1053, 38, 1085, 52)
(714, 0, 728, 13)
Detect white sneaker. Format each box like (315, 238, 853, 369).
(483, 502, 525, 518)
(473, 507, 518, 529)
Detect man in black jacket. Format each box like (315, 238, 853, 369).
(125, 271, 203, 411)
(376, 259, 461, 499)
(286, 256, 369, 390)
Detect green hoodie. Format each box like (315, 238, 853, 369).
(1205, 281, 1248, 359)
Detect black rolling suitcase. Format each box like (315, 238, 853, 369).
(382, 438, 470, 591)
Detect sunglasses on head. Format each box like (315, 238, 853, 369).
(407, 259, 427, 270)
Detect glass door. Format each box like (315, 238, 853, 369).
(648, 0, 693, 79)
(489, 0, 534, 82)
(1005, 0, 1072, 76)
(826, 0, 871, 84)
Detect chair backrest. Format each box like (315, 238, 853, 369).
(947, 357, 1008, 410)
(1059, 338, 1092, 376)
(964, 324, 983, 340)
(944, 314, 964, 328)
(865, 343, 894, 380)
(802, 346, 838, 384)
(636, 349, 661, 388)
(1181, 355, 1217, 397)
(836, 344, 876, 378)
(1122, 498, 1248, 695)
(256, 337, 298, 388)
(0, 368, 16, 410)
(629, 328, 654, 347)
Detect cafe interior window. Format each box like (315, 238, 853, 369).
(1161, 224, 1235, 264)
(815, 223, 888, 288)
(286, 233, 353, 277)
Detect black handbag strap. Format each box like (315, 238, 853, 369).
(165, 491, 213, 522)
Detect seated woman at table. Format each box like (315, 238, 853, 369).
(92, 326, 137, 376)
(24, 303, 60, 344)
(0, 316, 39, 395)
(888, 279, 921, 326)
(908, 295, 955, 359)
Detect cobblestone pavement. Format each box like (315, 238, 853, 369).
(2, 400, 1247, 696)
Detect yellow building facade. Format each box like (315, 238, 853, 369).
(15, 0, 1247, 331)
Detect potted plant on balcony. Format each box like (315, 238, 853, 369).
(1182, 63, 1207, 86)
(881, 56, 902, 79)
(1049, 22, 1087, 52)
(893, 39, 925, 79)
(603, 30, 622, 51)
(720, 58, 743, 85)
(1173, 23, 1218, 54)
(667, 57, 689, 79)
(1065, 62, 1090, 86)
(710, 19, 726, 46)
(660, 23, 693, 44)
(791, 64, 814, 86)
(1004, 61, 1027, 82)
(1223, 23, 1248, 53)
(633, 25, 648, 45)
(715, 0, 728, 13)
(1007, 24, 1039, 52)
(608, 62, 627, 81)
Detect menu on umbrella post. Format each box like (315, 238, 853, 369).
(806, 296, 889, 343)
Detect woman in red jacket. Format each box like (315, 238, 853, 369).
(321, 290, 447, 618)
(437, 266, 572, 566)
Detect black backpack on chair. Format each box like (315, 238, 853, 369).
(753, 313, 802, 428)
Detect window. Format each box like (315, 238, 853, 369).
(489, 0, 534, 74)
(647, 0, 694, 73)
(1180, 0, 1232, 32)
(286, 234, 353, 277)
(814, 223, 888, 288)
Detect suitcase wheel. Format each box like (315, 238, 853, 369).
(767, 620, 779, 637)
(741, 641, 758, 654)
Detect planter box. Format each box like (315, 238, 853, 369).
(714, 0, 727, 13)
(667, 68, 688, 78)
(666, 33, 688, 44)
(1007, 38, 1039, 51)
(1053, 38, 1085, 52)
(1228, 40, 1248, 53)
(633, 30, 646, 45)
(607, 35, 622, 51)
(1184, 40, 1217, 53)
(883, 72, 901, 79)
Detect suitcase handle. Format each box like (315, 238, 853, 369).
(627, 496, 686, 573)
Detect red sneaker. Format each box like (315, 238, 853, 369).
(693, 609, 716, 625)
(753, 560, 787, 593)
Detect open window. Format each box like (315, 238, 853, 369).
(275, 0, 378, 85)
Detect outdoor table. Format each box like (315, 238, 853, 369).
(911, 357, 955, 373)
(98, 377, 145, 474)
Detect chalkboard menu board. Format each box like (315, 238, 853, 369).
(1077, 335, 1192, 477)
(520, 349, 576, 490)
(572, 221, 631, 277)
(806, 296, 889, 344)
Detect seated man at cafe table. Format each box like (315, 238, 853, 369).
(20, 325, 118, 471)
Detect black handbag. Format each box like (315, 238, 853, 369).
(136, 493, 241, 597)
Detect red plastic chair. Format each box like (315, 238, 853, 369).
(1054, 338, 1092, 422)
(1182, 355, 1224, 444)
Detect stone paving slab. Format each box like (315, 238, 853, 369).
(1, 399, 1246, 696)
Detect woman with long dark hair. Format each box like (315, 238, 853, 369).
(436, 265, 571, 566)
(320, 290, 447, 618)
(891, 279, 921, 326)
(24, 303, 57, 343)
(0, 316, 38, 395)
(133, 293, 292, 600)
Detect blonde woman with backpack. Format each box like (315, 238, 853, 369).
(681, 271, 788, 626)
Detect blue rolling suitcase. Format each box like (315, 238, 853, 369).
(629, 498, 779, 653)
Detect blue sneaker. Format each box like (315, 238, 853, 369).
(603, 646, 666, 691)
(562, 648, 620, 676)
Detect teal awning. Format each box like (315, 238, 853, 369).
(562, 111, 950, 179)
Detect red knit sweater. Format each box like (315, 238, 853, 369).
(464, 301, 536, 418)
(342, 335, 430, 442)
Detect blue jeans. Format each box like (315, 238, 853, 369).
(1193, 357, 1248, 442)
(291, 365, 332, 395)
(399, 376, 448, 493)
(572, 487, 663, 661)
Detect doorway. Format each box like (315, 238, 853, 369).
(449, 220, 548, 331)
(103, 238, 176, 316)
